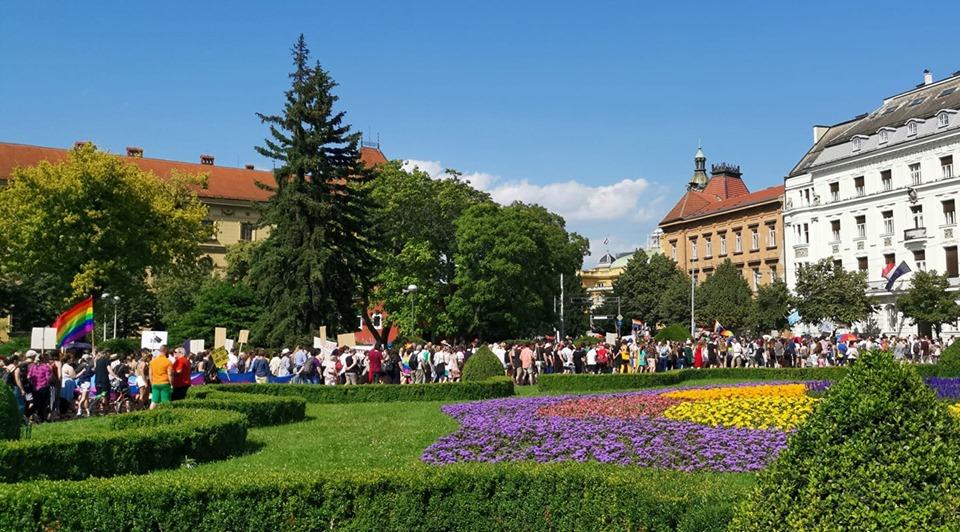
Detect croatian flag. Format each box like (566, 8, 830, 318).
(884, 261, 911, 291)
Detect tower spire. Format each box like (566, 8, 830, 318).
(689, 142, 708, 191)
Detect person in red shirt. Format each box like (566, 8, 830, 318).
(367, 345, 383, 384)
(171, 347, 192, 401)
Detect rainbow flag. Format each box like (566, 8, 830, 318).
(53, 296, 94, 348)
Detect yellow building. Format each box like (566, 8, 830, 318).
(659, 148, 785, 289)
(579, 251, 634, 307)
(0, 141, 387, 268)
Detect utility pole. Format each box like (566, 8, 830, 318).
(560, 273, 565, 339)
(690, 267, 697, 337)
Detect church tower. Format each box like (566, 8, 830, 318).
(688, 143, 708, 191)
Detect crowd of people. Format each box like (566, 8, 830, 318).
(1, 331, 954, 423)
(490, 333, 955, 384)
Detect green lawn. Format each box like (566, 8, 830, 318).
(28, 377, 760, 486)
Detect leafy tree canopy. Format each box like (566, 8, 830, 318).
(752, 279, 793, 334)
(168, 280, 263, 347)
(450, 201, 588, 340)
(897, 269, 960, 338)
(613, 251, 685, 325)
(0, 143, 209, 328)
(794, 258, 873, 326)
(695, 259, 754, 331)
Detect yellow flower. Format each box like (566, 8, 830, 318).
(662, 384, 808, 401)
(662, 396, 817, 431)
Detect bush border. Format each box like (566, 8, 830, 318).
(537, 363, 960, 392)
(0, 408, 247, 482)
(202, 377, 515, 404)
(173, 391, 306, 427)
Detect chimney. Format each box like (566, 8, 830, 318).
(244, 164, 255, 170)
(200, 154, 215, 166)
(924, 69, 933, 85)
(126, 146, 143, 158)
(813, 125, 829, 145)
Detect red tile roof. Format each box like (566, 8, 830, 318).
(660, 184, 783, 226)
(702, 174, 750, 201)
(0, 142, 388, 203)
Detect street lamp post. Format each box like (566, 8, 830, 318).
(101, 293, 110, 341)
(112, 295, 120, 339)
(101, 293, 120, 340)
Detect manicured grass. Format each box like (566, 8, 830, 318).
(193, 400, 460, 473)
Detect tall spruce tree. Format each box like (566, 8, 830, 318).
(249, 35, 375, 346)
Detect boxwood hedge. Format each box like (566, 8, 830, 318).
(461, 345, 505, 382)
(0, 408, 247, 482)
(538, 362, 960, 392)
(173, 391, 306, 427)
(0, 463, 753, 531)
(0, 385, 20, 441)
(203, 376, 515, 404)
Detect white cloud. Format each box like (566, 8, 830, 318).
(402, 158, 669, 259)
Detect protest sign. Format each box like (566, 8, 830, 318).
(214, 327, 227, 349)
(189, 339, 205, 354)
(30, 327, 58, 350)
(141, 330, 168, 350)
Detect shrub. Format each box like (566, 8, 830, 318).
(0, 385, 20, 441)
(98, 337, 140, 355)
(203, 377, 514, 404)
(654, 324, 690, 342)
(938, 339, 960, 374)
(461, 345, 504, 382)
(174, 390, 306, 427)
(730, 350, 960, 530)
(0, 335, 30, 357)
(537, 359, 960, 393)
(0, 463, 754, 531)
(573, 334, 602, 347)
(0, 408, 247, 482)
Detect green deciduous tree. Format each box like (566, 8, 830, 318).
(0, 143, 209, 329)
(752, 279, 793, 334)
(695, 259, 754, 331)
(450, 202, 588, 340)
(613, 251, 686, 325)
(249, 35, 376, 347)
(794, 258, 874, 327)
(168, 280, 263, 346)
(897, 270, 960, 338)
(656, 268, 693, 328)
(362, 161, 489, 342)
(154, 258, 214, 329)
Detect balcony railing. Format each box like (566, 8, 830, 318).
(904, 227, 927, 241)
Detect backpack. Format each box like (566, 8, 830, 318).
(409, 353, 419, 370)
(383, 356, 396, 373)
(301, 357, 315, 376)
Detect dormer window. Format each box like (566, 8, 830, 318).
(937, 110, 957, 128)
(907, 120, 920, 137)
(851, 135, 868, 152)
(877, 127, 894, 144)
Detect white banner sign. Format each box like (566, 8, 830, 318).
(605, 332, 618, 345)
(189, 339, 205, 354)
(224, 338, 236, 353)
(30, 327, 58, 350)
(141, 330, 168, 350)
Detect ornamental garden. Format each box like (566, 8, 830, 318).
(2, 345, 960, 530)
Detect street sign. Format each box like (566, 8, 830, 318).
(592, 315, 609, 320)
(616, 314, 623, 321)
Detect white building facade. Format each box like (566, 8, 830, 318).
(784, 70, 960, 338)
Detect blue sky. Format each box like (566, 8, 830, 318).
(2, 1, 957, 265)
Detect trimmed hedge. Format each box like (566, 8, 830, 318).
(461, 345, 505, 382)
(538, 362, 960, 392)
(731, 350, 960, 530)
(0, 408, 247, 482)
(0, 463, 754, 531)
(938, 339, 960, 374)
(174, 390, 306, 427)
(204, 377, 515, 404)
(0, 385, 19, 441)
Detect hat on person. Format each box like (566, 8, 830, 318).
(281, 348, 291, 355)
(25, 350, 38, 360)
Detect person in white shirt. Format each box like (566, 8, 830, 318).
(586, 347, 598, 373)
(560, 343, 574, 374)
